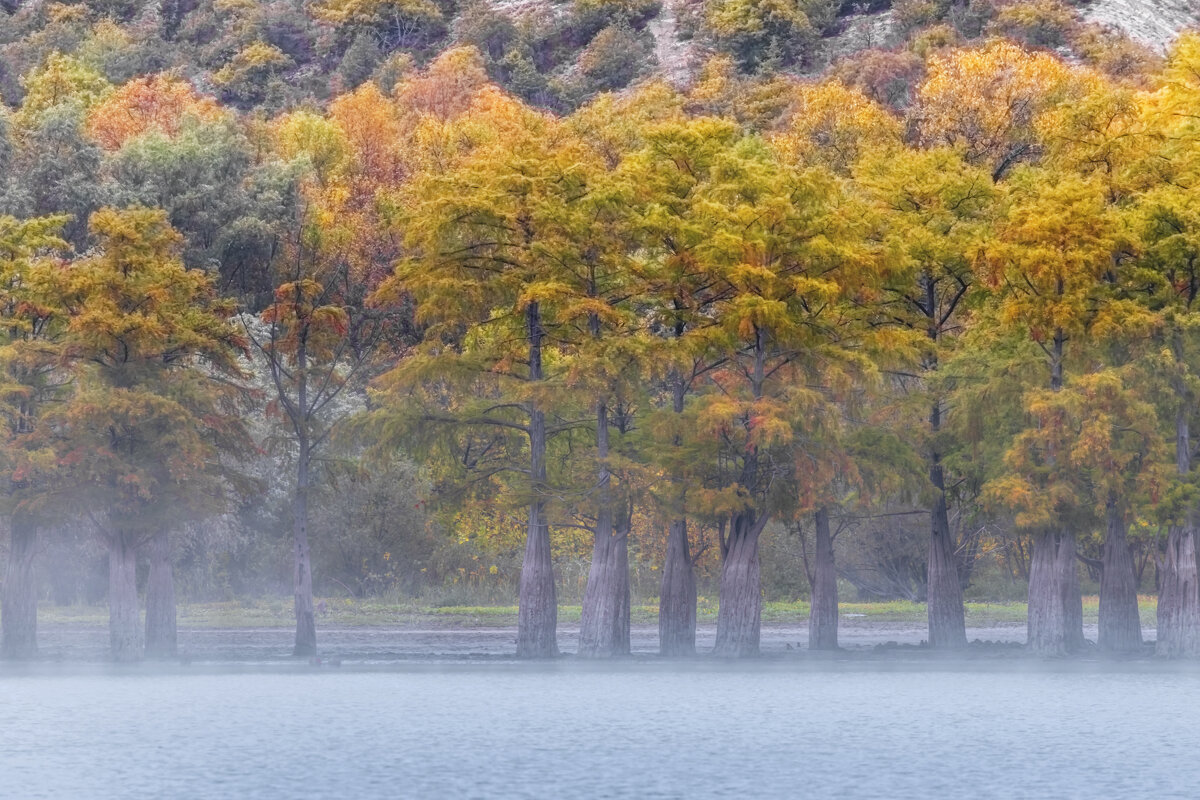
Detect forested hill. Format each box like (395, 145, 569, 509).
(1, 0, 1193, 119)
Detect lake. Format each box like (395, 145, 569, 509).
(3, 660, 1198, 798)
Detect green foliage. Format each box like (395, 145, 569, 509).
(15, 51, 111, 125)
(576, 24, 656, 95)
(336, 32, 383, 90)
(310, 0, 447, 50)
(704, 0, 818, 72)
(107, 118, 258, 269)
(568, 0, 663, 45)
(212, 40, 292, 107)
(1, 102, 109, 246)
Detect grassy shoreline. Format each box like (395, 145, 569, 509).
(31, 596, 1160, 629)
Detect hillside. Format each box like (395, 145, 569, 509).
(3, 0, 1194, 118)
(1082, 0, 1197, 48)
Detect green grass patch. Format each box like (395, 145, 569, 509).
(31, 595, 1160, 629)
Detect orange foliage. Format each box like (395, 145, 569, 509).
(393, 46, 490, 121)
(329, 82, 408, 191)
(85, 74, 225, 150)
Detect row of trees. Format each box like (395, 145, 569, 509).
(372, 35, 1200, 659)
(3, 32, 1200, 660)
(376, 34, 1200, 658)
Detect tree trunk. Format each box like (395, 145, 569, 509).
(921, 273, 967, 649)
(1026, 530, 1063, 655)
(578, 513, 631, 657)
(714, 326, 769, 657)
(1026, 529, 1083, 656)
(714, 511, 765, 657)
(1158, 524, 1200, 657)
(808, 507, 838, 650)
(291, 321, 318, 657)
(1, 516, 38, 660)
(659, 518, 696, 656)
(108, 530, 141, 662)
(292, 437, 317, 656)
(1098, 497, 1142, 654)
(658, 379, 696, 656)
(927, 406, 966, 649)
(1025, 329, 1084, 655)
(517, 501, 557, 657)
(613, 515, 630, 654)
(579, 402, 631, 657)
(1058, 531, 1085, 652)
(1158, 408, 1200, 656)
(516, 300, 557, 657)
(144, 529, 177, 659)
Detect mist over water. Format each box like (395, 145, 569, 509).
(4, 662, 1199, 799)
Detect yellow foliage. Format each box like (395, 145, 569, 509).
(913, 39, 1075, 178)
(16, 52, 112, 127)
(773, 79, 903, 173)
(273, 110, 351, 184)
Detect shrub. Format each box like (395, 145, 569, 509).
(907, 22, 959, 58)
(569, 0, 662, 46)
(892, 0, 947, 32)
(1071, 23, 1161, 80)
(705, 0, 818, 72)
(833, 47, 925, 110)
(985, 0, 1077, 49)
(578, 23, 655, 93)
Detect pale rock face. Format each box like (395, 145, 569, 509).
(640, 0, 1197, 88)
(1081, 0, 1198, 50)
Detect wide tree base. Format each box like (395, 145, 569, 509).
(1026, 530, 1085, 657)
(659, 519, 696, 657)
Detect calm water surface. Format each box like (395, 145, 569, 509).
(2, 661, 1198, 799)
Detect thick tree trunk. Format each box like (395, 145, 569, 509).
(1158, 407, 1200, 656)
(144, 529, 177, 659)
(1025, 330, 1084, 655)
(1026, 529, 1083, 656)
(927, 403, 966, 649)
(808, 507, 838, 650)
(1098, 497, 1142, 654)
(659, 518, 696, 656)
(517, 501, 557, 657)
(714, 512, 765, 657)
(108, 530, 141, 662)
(1027, 531, 1064, 655)
(578, 517, 631, 657)
(714, 326, 769, 657)
(1, 516, 38, 660)
(579, 403, 631, 657)
(516, 301, 557, 657)
(1158, 524, 1200, 657)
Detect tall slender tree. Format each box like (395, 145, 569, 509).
(978, 169, 1126, 655)
(372, 93, 612, 657)
(856, 148, 996, 648)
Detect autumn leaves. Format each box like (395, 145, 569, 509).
(5, 29, 1200, 659)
